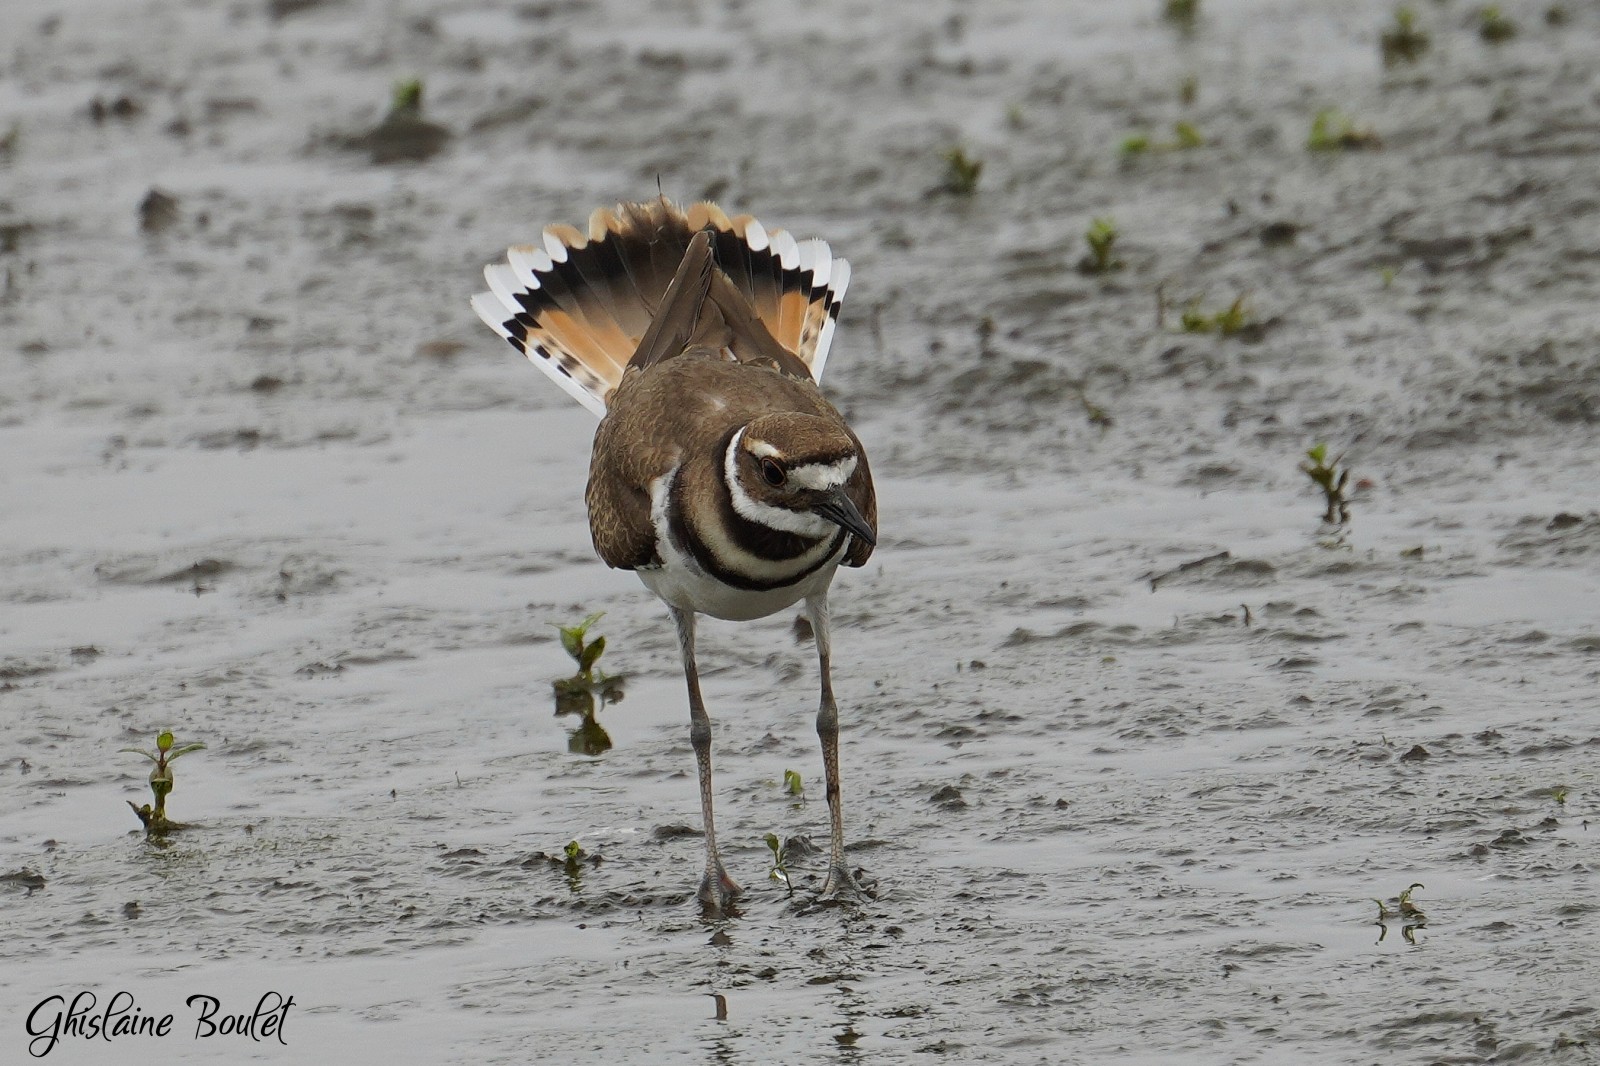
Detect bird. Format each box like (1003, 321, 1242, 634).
(471, 197, 876, 913)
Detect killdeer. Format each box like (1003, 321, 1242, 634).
(471, 198, 876, 913)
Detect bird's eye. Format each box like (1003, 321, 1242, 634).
(759, 458, 786, 487)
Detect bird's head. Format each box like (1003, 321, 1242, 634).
(725, 413, 875, 545)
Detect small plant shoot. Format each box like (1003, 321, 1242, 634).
(121, 730, 206, 834)
(390, 79, 425, 117)
(1301, 443, 1352, 526)
(940, 147, 983, 196)
(1308, 109, 1381, 152)
(1381, 7, 1429, 65)
(551, 611, 625, 756)
(783, 769, 805, 800)
(1478, 5, 1516, 42)
(764, 832, 793, 896)
(1373, 882, 1427, 944)
(1178, 294, 1252, 336)
(1080, 217, 1123, 275)
(1121, 123, 1204, 156)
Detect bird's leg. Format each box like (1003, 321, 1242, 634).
(808, 593, 860, 900)
(671, 606, 740, 913)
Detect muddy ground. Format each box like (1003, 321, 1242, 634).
(4, 0, 1600, 1062)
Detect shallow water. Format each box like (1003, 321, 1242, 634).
(4, 0, 1600, 1062)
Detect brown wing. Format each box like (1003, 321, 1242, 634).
(585, 392, 676, 571)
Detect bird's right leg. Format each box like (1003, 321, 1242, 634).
(671, 606, 740, 914)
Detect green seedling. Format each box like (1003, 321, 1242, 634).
(1300, 443, 1352, 525)
(1554, 786, 1569, 805)
(1080, 217, 1123, 275)
(1375, 882, 1426, 921)
(1178, 293, 1252, 336)
(121, 730, 205, 834)
(350, 76, 452, 164)
(764, 832, 794, 896)
(551, 611, 625, 753)
(555, 611, 609, 683)
(783, 769, 805, 800)
(1478, 5, 1516, 42)
(1121, 122, 1204, 156)
(561, 839, 589, 889)
(1381, 7, 1429, 65)
(1307, 109, 1381, 151)
(940, 147, 983, 195)
(390, 79, 425, 117)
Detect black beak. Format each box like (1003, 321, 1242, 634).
(813, 488, 876, 546)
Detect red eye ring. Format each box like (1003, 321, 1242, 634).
(759, 458, 786, 487)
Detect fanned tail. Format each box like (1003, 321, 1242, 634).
(471, 197, 850, 416)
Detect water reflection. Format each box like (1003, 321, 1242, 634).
(552, 675, 624, 756)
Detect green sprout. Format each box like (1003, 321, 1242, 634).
(1120, 122, 1203, 156)
(764, 832, 793, 896)
(350, 76, 453, 165)
(1080, 217, 1123, 275)
(1381, 7, 1429, 65)
(940, 147, 983, 196)
(555, 611, 609, 682)
(1178, 293, 1252, 336)
(1554, 786, 1569, 805)
(1300, 443, 1352, 526)
(390, 79, 425, 118)
(1307, 109, 1381, 152)
(551, 612, 625, 754)
(121, 730, 206, 834)
(1374, 882, 1426, 921)
(1478, 5, 1517, 42)
(783, 769, 805, 800)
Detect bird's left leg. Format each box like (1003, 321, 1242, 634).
(808, 591, 864, 900)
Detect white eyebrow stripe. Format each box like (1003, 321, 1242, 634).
(788, 456, 857, 491)
(724, 430, 834, 538)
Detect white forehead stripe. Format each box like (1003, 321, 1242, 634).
(746, 438, 782, 460)
(788, 456, 857, 491)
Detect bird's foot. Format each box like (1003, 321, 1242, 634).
(819, 862, 878, 905)
(698, 867, 742, 917)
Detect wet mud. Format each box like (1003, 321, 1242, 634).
(4, 0, 1600, 1062)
